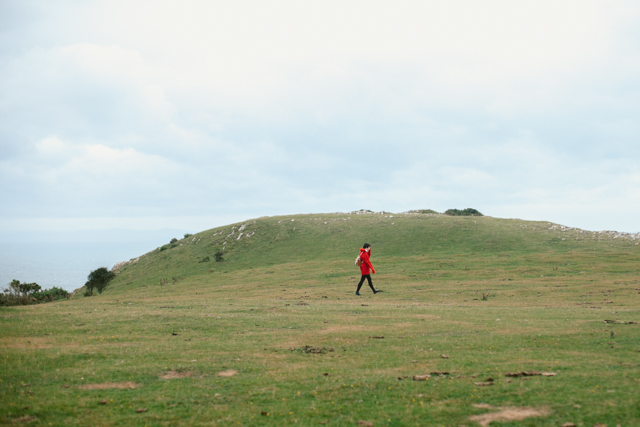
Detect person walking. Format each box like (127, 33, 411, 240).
(356, 243, 382, 296)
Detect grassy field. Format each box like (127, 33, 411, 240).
(2, 211, 640, 426)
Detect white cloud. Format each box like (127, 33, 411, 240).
(1, 1, 640, 232)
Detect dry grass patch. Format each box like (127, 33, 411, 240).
(160, 370, 193, 380)
(217, 369, 238, 377)
(77, 382, 137, 390)
(318, 325, 377, 334)
(469, 406, 551, 426)
(10, 415, 38, 424)
(4, 337, 54, 349)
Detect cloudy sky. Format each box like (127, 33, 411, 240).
(1, 0, 640, 234)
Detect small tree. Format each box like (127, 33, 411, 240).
(21, 282, 42, 294)
(214, 251, 224, 262)
(85, 267, 116, 296)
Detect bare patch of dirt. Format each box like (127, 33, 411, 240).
(77, 382, 137, 390)
(4, 337, 53, 349)
(217, 369, 238, 377)
(290, 345, 334, 354)
(160, 370, 193, 380)
(469, 406, 551, 426)
(11, 415, 37, 424)
(319, 325, 376, 334)
(472, 403, 494, 409)
(505, 371, 556, 377)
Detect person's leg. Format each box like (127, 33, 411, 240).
(367, 275, 382, 294)
(356, 275, 366, 295)
(366, 275, 376, 293)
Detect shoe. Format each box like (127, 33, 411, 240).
(355, 292, 362, 296)
(373, 289, 383, 294)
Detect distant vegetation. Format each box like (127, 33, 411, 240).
(408, 209, 440, 214)
(444, 208, 483, 216)
(84, 267, 116, 296)
(0, 279, 69, 306)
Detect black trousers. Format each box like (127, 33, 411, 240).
(357, 274, 375, 293)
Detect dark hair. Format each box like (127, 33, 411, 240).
(363, 243, 371, 248)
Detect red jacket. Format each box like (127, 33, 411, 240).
(359, 248, 375, 275)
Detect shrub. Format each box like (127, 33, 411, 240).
(184, 233, 193, 239)
(170, 238, 178, 244)
(1, 280, 68, 306)
(214, 251, 224, 262)
(84, 267, 116, 296)
(199, 256, 210, 263)
(32, 287, 69, 303)
(444, 208, 483, 217)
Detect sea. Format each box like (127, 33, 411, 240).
(0, 229, 188, 292)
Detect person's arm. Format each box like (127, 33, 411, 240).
(364, 252, 375, 274)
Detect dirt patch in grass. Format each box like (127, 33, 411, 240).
(319, 325, 376, 334)
(290, 345, 334, 354)
(11, 415, 38, 424)
(77, 382, 137, 390)
(217, 369, 238, 377)
(469, 406, 551, 426)
(160, 370, 193, 380)
(4, 337, 54, 349)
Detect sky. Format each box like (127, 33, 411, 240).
(1, 0, 640, 234)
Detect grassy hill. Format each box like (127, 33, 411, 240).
(109, 211, 639, 293)
(2, 211, 640, 426)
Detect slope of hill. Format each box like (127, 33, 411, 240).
(108, 210, 639, 294)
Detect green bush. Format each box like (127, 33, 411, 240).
(184, 233, 193, 239)
(170, 238, 178, 244)
(84, 267, 116, 296)
(1, 280, 68, 306)
(444, 208, 483, 216)
(214, 251, 224, 262)
(32, 287, 69, 303)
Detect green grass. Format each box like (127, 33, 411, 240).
(2, 212, 640, 426)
